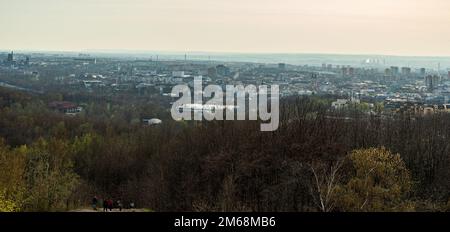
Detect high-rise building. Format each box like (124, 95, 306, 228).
(341, 67, 348, 76)
(341, 66, 354, 76)
(390, 66, 399, 76)
(425, 75, 433, 91)
(348, 67, 355, 76)
(278, 63, 286, 70)
(6, 51, 13, 63)
(426, 75, 440, 91)
(420, 68, 426, 76)
(384, 68, 392, 76)
(401, 67, 411, 76)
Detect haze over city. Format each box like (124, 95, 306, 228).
(1, 0, 450, 56)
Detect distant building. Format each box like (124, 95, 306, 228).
(278, 63, 286, 70)
(425, 75, 440, 91)
(390, 66, 399, 76)
(7, 51, 13, 62)
(31, 71, 39, 80)
(172, 71, 185, 77)
(420, 68, 426, 76)
(5, 51, 14, 64)
(74, 58, 96, 64)
(384, 68, 392, 76)
(401, 67, 411, 76)
(142, 118, 162, 125)
(448, 71, 450, 79)
(348, 67, 355, 76)
(341, 67, 348, 76)
(340, 66, 355, 76)
(207, 67, 217, 78)
(49, 101, 82, 114)
(331, 99, 349, 109)
(425, 75, 433, 91)
(82, 80, 103, 88)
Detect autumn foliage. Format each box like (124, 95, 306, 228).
(0, 87, 449, 211)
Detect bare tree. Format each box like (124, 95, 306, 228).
(310, 159, 344, 212)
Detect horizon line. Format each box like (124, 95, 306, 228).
(1, 48, 450, 59)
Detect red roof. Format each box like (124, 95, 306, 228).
(48, 101, 77, 110)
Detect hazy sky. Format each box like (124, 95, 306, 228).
(1, 0, 450, 56)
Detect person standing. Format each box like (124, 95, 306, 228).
(103, 198, 108, 212)
(117, 200, 123, 212)
(92, 196, 98, 211)
(129, 201, 135, 211)
(107, 199, 113, 211)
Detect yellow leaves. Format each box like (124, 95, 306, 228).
(22, 138, 80, 211)
(307, 146, 411, 212)
(0, 137, 80, 211)
(0, 141, 26, 212)
(0, 189, 19, 212)
(335, 147, 413, 212)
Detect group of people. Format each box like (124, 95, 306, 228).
(102, 198, 116, 212)
(92, 196, 134, 212)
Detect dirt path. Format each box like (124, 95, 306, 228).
(70, 208, 149, 212)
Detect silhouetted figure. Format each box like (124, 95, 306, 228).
(117, 200, 123, 212)
(107, 199, 113, 211)
(103, 199, 108, 212)
(92, 196, 98, 211)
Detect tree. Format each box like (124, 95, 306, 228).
(310, 159, 344, 212)
(23, 138, 79, 211)
(335, 147, 413, 212)
(0, 190, 18, 212)
(0, 139, 26, 212)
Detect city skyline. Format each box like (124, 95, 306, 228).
(1, 0, 450, 56)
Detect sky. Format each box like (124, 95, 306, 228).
(1, 0, 450, 56)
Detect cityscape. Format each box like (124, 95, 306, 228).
(1, 1, 450, 228)
(1, 50, 450, 117)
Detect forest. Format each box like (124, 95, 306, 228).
(0, 86, 449, 212)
